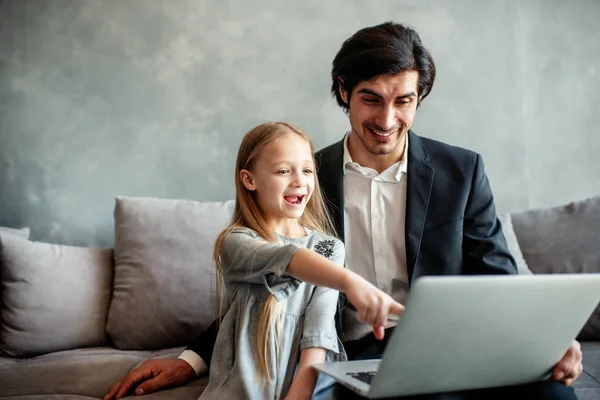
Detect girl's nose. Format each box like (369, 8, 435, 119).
(291, 174, 305, 187)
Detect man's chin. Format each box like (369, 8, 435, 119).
(361, 132, 403, 154)
(365, 142, 399, 155)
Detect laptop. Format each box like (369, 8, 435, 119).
(313, 274, 600, 398)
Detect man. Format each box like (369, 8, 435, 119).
(105, 22, 583, 400)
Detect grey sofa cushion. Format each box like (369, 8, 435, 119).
(0, 234, 113, 357)
(0, 226, 30, 239)
(0, 227, 30, 312)
(581, 342, 600, 384)
(497, 212, 531, 275)
(511, 195, 600, 340)
(0, 346, 207, 399)
(106, 196, 234, 350)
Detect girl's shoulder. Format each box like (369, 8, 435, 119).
(306, 232, 344, 264)
(304, 231, 345, 259)
(227, 226, 259, 238)
(306, 230, 343, 246)
(219, 227, 265, 250)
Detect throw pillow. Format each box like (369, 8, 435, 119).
(0, 233, 113, 357)
(496, 212, 532, 275)
(0, 226, 30, 239)
(511, 195, 600, 340)
(106, 196, 235, 349)
(0, 227, 30, 312)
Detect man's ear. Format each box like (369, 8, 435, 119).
(240, 169, 256, 191)
(338, 78, 349, 105)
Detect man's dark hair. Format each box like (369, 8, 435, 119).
(331, 22, 436, 112)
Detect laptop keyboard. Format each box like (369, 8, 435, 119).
(347, 371, 377, 384)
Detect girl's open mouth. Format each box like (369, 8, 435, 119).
(284, 195, 305, 205)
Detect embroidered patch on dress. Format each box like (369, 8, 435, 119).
(314, 240, 335, 259)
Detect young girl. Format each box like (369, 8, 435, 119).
(200, 122, 402, 400)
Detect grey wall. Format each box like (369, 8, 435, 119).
(1, 0, 599, 247)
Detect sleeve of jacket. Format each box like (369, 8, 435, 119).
(184, 318, 220, 372)
(462, 154, 518, 275)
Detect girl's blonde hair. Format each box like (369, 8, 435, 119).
(213, 122, 335, 383)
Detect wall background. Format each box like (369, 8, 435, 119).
(1, 0, 599, 247)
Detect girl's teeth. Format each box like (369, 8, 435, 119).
(284, 195, 303, 204)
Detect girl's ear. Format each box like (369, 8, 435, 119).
(240, 169, 256, 191)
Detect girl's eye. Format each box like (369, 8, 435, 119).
(303, 169, 313, 174)
(278, 170, 290, 175)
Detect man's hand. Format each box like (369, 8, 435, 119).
(343, 271, 405, 340)
(552, 340, 583, 386)
(104, 358, 195, 400)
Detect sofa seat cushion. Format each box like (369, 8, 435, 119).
(0, 347, 207, 399)
(582, 342, 600, 382)
(574, 341, 600, 399)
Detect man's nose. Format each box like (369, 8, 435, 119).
(375, 105, 396, 131)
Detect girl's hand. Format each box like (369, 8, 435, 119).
(343, 271, 405, 340)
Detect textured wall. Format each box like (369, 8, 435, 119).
(1, 0, 599, 246)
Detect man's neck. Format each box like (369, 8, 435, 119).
(347, 133, 407, 174)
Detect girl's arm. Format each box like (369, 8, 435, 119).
(221, 229, 404, 338)
(287, 248, 404, 340)
(284, 347, 327, 400)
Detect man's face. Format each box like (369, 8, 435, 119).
(340, 71, 419, 161)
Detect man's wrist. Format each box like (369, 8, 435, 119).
(178, 350, 208, 376)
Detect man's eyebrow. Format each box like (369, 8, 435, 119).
(356, 88, 417, 100)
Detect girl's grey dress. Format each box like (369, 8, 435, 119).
(199, 227, 346, 400)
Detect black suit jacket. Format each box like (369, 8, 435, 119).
(190, 130, 517, 366)
(315, 130, 517, 284)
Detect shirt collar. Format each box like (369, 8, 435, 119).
(342, 132, 409, 181)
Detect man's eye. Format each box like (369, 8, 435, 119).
(363, 98, 378, 104)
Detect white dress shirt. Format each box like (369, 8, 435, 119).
(179, 349, 207, 376)
(342, 133, 410, 341)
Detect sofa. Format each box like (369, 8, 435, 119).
(0, 195, 599, 400)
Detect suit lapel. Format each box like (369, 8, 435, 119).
(316, 139, 345, 241)
(318, 133, 434, 283)
(405, 131, 434, 284)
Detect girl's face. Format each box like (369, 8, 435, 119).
(240, 134, 315, 233)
